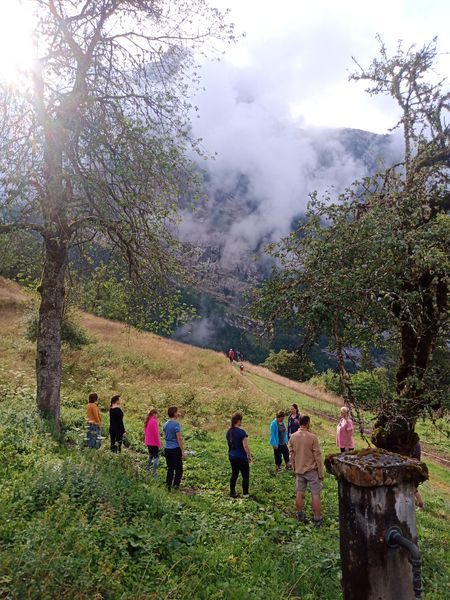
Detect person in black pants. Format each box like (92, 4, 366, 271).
(226, 412, 252, 498)
(163, 406, 186, 490)
(109, 395, 125, 453)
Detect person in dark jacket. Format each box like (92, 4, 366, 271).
(109, 395, 125, 453)
(288, 403, 300, 438)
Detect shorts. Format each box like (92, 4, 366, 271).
(296, 470, 323, 495)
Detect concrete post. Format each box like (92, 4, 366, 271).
(325, 449, 428, 600)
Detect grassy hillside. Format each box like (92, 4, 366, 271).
(0, 278, 449, 600)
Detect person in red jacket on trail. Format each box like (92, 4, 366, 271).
(228, 348, 235, 363)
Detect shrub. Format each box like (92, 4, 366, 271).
(309, 369, 344, 395)
(350, 369, 392, 410)
(261, 349, 317, 382)
(24, 306, 89, 349)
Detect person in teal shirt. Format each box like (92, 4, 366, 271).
(270, 410, 291, 473)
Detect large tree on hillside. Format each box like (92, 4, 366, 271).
(252, 38, 449, 455)
(0, 0, 233, 429)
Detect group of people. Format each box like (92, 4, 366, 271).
(86, 395, 186, 490)
(86, 393, 358, 523)
(228, 348, 245, 373)
(228, 403, 342, 528)
(86, 393, 125, 452)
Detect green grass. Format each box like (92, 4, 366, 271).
(0, 286, 449, 600)
(0, 380, 449, 600)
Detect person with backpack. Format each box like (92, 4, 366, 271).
(270, 410, 291, 473)
(109, 395, 125, 453)
(144, 407, 161, 477)
(226, 412, 252, 498)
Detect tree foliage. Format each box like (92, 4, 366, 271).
(252, 38, 450, 454)
(261, 349, 317, 382)
(0, 0, 234, 427)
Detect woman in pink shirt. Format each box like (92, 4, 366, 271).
(336, 406, 355, 452)
(144, 408, 161, 477)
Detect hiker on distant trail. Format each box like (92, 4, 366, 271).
(86, 392, 102, 449)
(288, 403, 300, 439)
(411, 441, 425, 511)
(239, 362, 244, 374)
(288, 415, 324, 528)
(228, 348, 235, 363)
(226, 412, 252, 498)
(336, 406, 355, 452)
(163, 405, 186, 491)
(109, 395, 125, 453)
(270, 410, 291, 473)
(144, 407, 161, 477)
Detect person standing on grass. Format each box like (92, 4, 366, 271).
(270, 410, 291, 472)
(163, 406, 186, 490)
(288, 415, 324, 528)
(336, 406, 355, 452)
(228, 348, 235, 363)
(86, 392, 102, 449)
(109, 395, 125, 453)
(288, 404, 301, 439)
(144, 408, 161, 477)
(411, 441, 425, 510)
(226, 412, 252, 498)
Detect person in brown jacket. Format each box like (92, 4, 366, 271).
(288, 415, 324, 528)
(86, 392, 102, 449)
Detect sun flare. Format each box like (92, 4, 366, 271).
(0, 1, 35, 83)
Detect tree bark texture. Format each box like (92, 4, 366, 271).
(36, 236, 68, 429)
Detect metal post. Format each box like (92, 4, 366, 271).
(325, 449, 428, 600)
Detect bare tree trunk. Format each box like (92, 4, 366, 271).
(36, 235, 68, 430)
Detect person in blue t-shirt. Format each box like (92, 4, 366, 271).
(226, 412, 252, 498)
(163, 405, 186, 490)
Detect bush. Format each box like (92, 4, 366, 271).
(24, 306, 89, 349)
(261, 349, 317, 382)
(351, 369, 391, 410)
(309, 369, 344, 395)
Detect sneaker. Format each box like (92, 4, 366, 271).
(296, 511, 306, 523)
(313, 518, 323, 529)
(243, 494, 250, 499)
(230, 492, 238, 499)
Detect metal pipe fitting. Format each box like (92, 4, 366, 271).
(385, 526, 422, 599)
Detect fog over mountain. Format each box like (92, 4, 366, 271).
(171, 58, 402, 356)
(180, 58, 400, 271)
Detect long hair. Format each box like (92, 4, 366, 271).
(292, 403, 299, 418)
(144, 407, 158, 428)
(229, 412, 243, 448)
